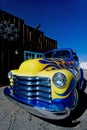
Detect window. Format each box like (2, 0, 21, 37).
(45, 50, 70, 59)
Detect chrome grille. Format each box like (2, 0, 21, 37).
(12, 76, 51, 103)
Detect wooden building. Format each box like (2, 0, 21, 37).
(0, 10, 57, 85)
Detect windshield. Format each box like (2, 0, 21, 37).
(45, 50, 70, 59)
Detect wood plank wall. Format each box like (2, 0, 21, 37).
(0, 10, 57, 85)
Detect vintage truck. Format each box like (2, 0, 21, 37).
(4, 48, 85, 120)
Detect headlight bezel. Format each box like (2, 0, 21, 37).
(52, 72, 67, 88)
(8, 71, 12, 79)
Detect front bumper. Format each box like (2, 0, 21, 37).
(4, 86, 72, 120)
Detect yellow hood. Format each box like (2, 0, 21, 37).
(13, 58, 74, 75)
(18, 58, 57, 74)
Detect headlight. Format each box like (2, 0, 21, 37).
(52, 72, 67, 88)
(8, 71, 12, 79)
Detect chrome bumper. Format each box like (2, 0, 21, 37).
(4, 87, 71, 120)
(4, 94, 71, 120)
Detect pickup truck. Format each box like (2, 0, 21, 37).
(4, 48, 85, 120)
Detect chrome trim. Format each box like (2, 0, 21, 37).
(12, 76, 51, 103)
(14, 85, 51, 92)
(70, 89, 78, 110)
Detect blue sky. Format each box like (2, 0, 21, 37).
(0, 0, 87, 61)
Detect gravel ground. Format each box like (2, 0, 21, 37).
(0, 70, 87, 130)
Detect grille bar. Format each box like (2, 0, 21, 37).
(14, 93, 51, 103)
(14, 84, 51, 92)
(13, 88, 51, 98)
